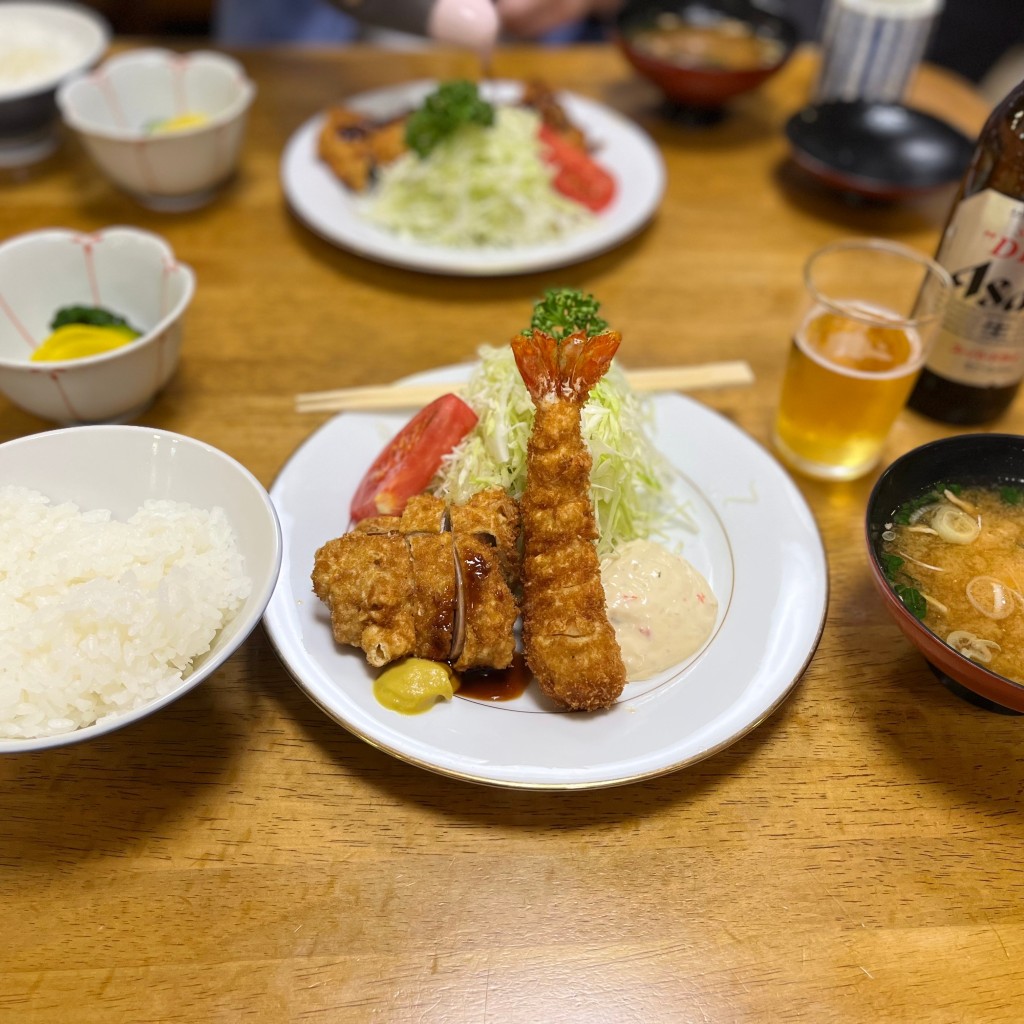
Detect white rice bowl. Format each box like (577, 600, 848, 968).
(0, 426, 282, 752)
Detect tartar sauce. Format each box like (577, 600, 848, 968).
(601, 539, 718, 680)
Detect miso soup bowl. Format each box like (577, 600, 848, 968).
(0, 226, 195, 425)
(57, 48, 256, 210)
(615, 0, 798, 110)
(865, 434, 1024, 713)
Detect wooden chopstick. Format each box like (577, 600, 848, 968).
(295, 360, 755, 413)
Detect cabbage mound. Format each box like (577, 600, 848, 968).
(361, 106, 593, 248)
(432, 345, 680, 556)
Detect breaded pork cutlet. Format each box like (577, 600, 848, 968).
(316, 107, 406, 191)
(311, 489, 520, 672)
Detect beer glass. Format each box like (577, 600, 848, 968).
(773, 239, 952, 481)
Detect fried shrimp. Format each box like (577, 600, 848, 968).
(511, 328, 627, 711)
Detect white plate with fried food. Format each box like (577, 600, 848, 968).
(279, 79, 665, 276)
(264, 366, 828, 790)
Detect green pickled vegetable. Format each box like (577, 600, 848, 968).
(51, 305, 140, 336)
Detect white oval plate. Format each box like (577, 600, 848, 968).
(279, 79, 666, 276)
(264, 367, 828, 789)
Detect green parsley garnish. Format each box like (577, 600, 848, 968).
(529, 287, 609, 340)
(1001, 486, 1024, 505)
(405, 80, 494, 159)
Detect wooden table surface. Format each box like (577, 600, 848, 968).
(3, 42, 1022, 1024)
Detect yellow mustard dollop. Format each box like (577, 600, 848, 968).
(373, 659, 456, 715)
(30, 324, 139, 363)
(148, 112, 210, 134)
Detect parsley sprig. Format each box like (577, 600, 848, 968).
(529, 287, 609, 340)
(405, 80, 494, 159)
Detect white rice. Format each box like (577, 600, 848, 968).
(0, 20, 89, 94)
(0, 485, 252, 740)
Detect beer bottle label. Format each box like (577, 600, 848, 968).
(926, 189, 1024, 388)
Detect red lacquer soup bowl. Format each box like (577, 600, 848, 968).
(866, 434, 1024, 714)
(615, 0, 797, 110)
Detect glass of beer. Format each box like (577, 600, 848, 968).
(773, 239, 952, 481)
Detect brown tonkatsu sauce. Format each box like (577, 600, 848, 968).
(456, 651, 531, 702)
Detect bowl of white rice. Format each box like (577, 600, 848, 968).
(0, 425, 282, 752)
(0, 2, 109, 167)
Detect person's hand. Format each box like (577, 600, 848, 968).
(495, 0, 623, 38)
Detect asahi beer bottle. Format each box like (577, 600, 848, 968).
(908, 77, 1024, 424)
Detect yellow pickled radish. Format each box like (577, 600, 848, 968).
(148, 112, 210, 134)
(30, 324, 138, 363)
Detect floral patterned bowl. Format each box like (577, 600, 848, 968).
(0, 227, 195, 424)
(56, 48, 256, 210)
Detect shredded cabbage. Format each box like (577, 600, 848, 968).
(432, 346, 687, 556)
(360, 106, 593, 247)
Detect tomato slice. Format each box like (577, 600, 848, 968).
(538, 124, 616, 213)
(349, 393, 478, 522)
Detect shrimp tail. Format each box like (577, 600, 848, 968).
(511, 329, 621, 404)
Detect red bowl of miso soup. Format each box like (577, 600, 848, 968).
(866, 434, 1024, 713)
(615, 0, 798, 109)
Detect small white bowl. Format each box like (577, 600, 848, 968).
(0, 1, 109, 167)
(0, 226, 195, 425)
(0, 425, 282, 753)
(57, 47, 256, 210)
